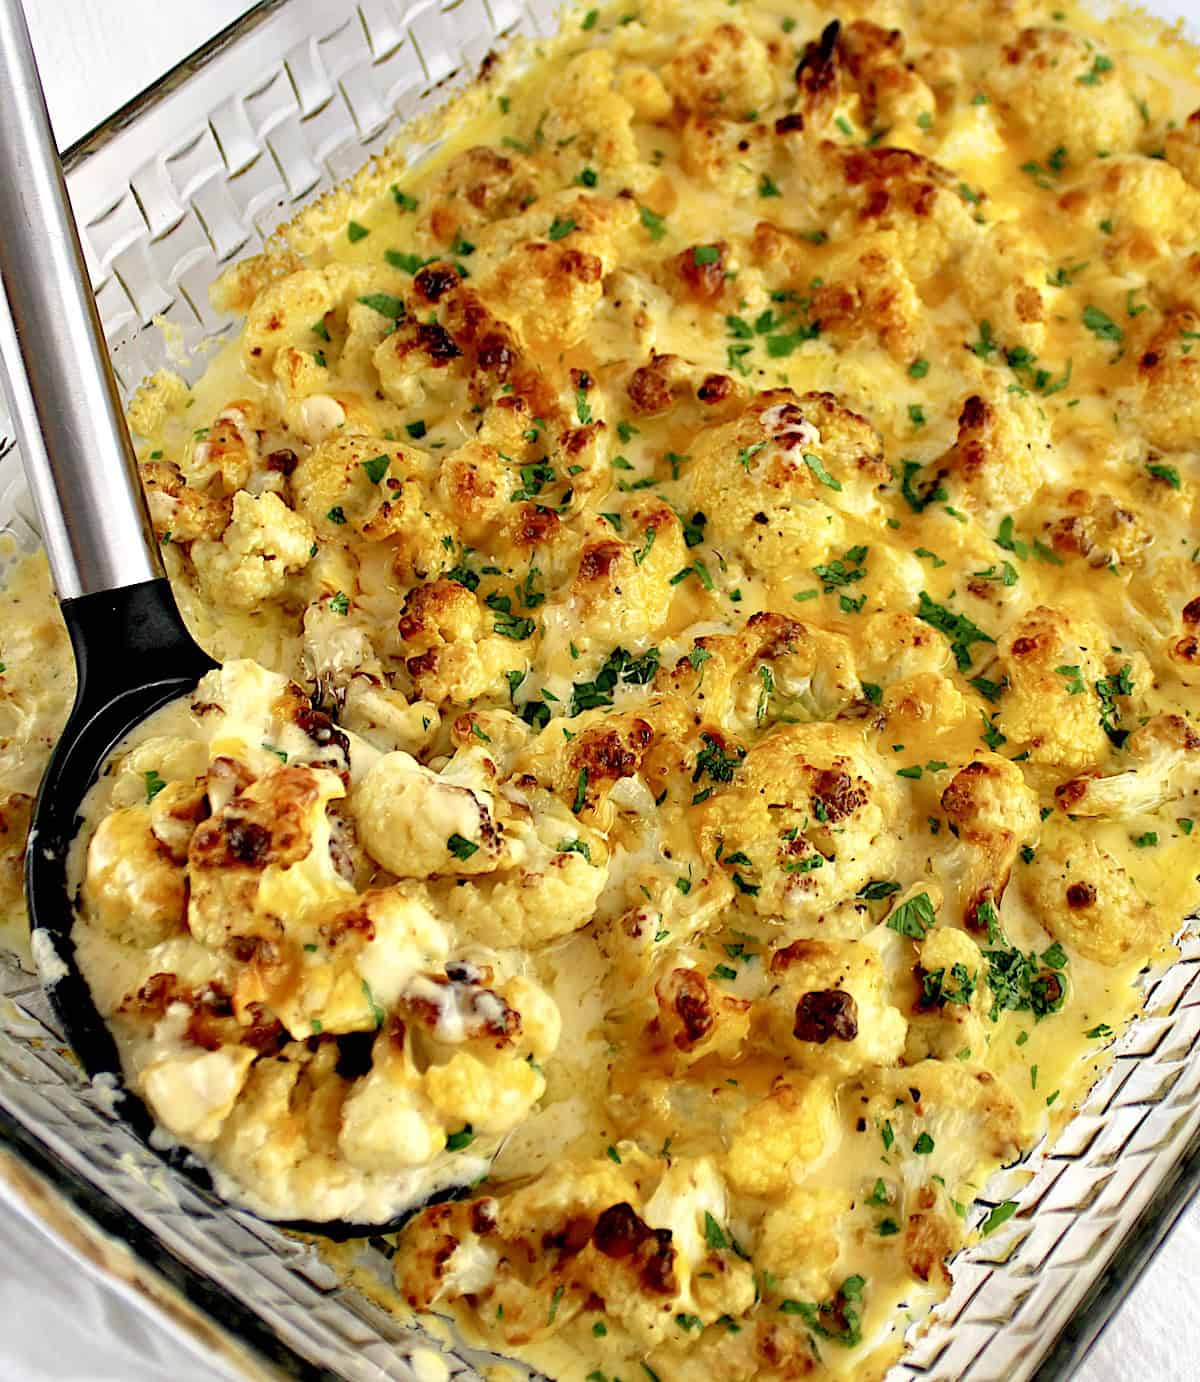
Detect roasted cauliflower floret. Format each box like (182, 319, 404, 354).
(685, 389, 888, 575)
(1022, 827, 1163, 966)
(398, 580, 528, 706)
(661, 23, 775, 120)
(655, 612, 860, 734)
(764, 938, 907, 1077)
(1055, 714, 1200, 818)
(995, 606, 1114, 769)
(1137, 306, 1200, 450)
(724, 1075, 838, 1196)
(187, 763, 353, 948)
(940, 755, 1040, 932)
(651, 967, 751, 1068)
(191, 490, 315, 611)
(140, 1031, 256, 1145)
(755, 1187, 850, 1302)
(937, 393, 1050, 519)
(986, 28, 1141, 158)
(695, 722, 902, 924)
(354, 749, 506, 878)
(139, 459, 230, 543)
(1041, 487, 1152, 570)
(907, 926, 988, 1063)
(83, 804, 188, 947)
(539, 49, 639, 167)
(338, 1019, 446, 1170)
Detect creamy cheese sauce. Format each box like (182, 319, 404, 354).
(1, 0, 1199, 1377)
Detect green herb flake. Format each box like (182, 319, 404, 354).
(347, 220, 370, 243)
(886, 891, 936, 940)
(143, 770, 167, 804)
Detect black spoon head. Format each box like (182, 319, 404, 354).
(25, 578, 467, 1239)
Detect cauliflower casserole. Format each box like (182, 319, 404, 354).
(2, 0, 1200, 1376)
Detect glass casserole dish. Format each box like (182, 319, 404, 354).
(0, 0, 1198, 1378)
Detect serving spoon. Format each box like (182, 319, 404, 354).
(0, 0, 472, 1237)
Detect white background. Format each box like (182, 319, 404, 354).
(1, 1, 1198, 1379)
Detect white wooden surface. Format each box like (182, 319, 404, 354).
(1, 2, 1196, 1379)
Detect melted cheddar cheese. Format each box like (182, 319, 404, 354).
(5, 0, 1199, 1377)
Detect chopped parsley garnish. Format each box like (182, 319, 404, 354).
(143, 770, 167, 804)
(360, 454, 389, 484)
(916, 592, 995, 670)
(981, 1201, 1018, 1235)
(704, 1212, 728, 1250)
(886, 891, 936, 940)
(391, 188, 418, 211)
(347, 220, 370, 243)
(803, 452, 842, 491)
(922, 964, 977, 1008)
(914, 1132, 935, 1154)
(691, 732, 745, 804)
(446, 1125, 474, 1151)
(447, 833, 479, 860)
(362, 979, 385, 1026)
(1082, 304, 1122, 343)
(1147, 461, 1181, 490)
(486, 592, 535, 640)
(859, 879, 901, 900)
(1096, 663, 1134, 746)
(573, 767, 589, 814)
(357, 292, 404, 319)
(813, 544, 868, 592)
(547, 216, 576, 240)
(1077, 53, 1114, 85)
(639, 205, 667, 240)
(899, 459, 947, 513)
(329, 591, 349, 615)
(1055, 664, 1086, 695)
(569, 645, 660, 714)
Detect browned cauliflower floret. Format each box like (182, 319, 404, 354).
(187, 763, 352, 949)
(396, 1155, 752, 1351)
(838, 19, 936, 131)
(684, 389, 888, 575)
(651, 967, 751, 1068)
(1021, 827, 1161, 965)
(398, 580, 527, 706)
(995, 606, 1114, 769)
(986, 28, 1141, 158)
(426, 145, 544, 246)
(695, 721, 901, 925)
(724, 1075, 838, 1196)
(1041, 487, 1152, 569)
(1165, 107, 1200, 188)
(937, 393, 1050, 519)
(1058, 157, 1200, 269)
(479, 241, 606, 349)
(354, 748, 508, 878)
(907, 925, 989, 1063)
(1137, 306, 1200, 450)
(1054, 714, 1200, 818)
(83, 804, 188, 947)
(854, 1061, 1024, 1231)
(655, 612, 860, 734)
(763, 938, 907, 1077)
(940, 755, 1040, 932)
(241, 264, 367, 379)
(755, 1187, 850, 1303)
(957, 224, 1048, 354)
(290, 433, 407, 536)
(661, 23, 776, 120)
(539, 50, 639, 167)
(427, 785, 607, 949)
(807, 241, 922, 362)
(551, 506, 687, 651)
(140, 459, 230, 543)
(191, 491, 314, 611)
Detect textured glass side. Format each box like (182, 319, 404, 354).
(0, 2, 1197, 1379)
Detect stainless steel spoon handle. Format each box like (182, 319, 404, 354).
(0, 0, 163, 600)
